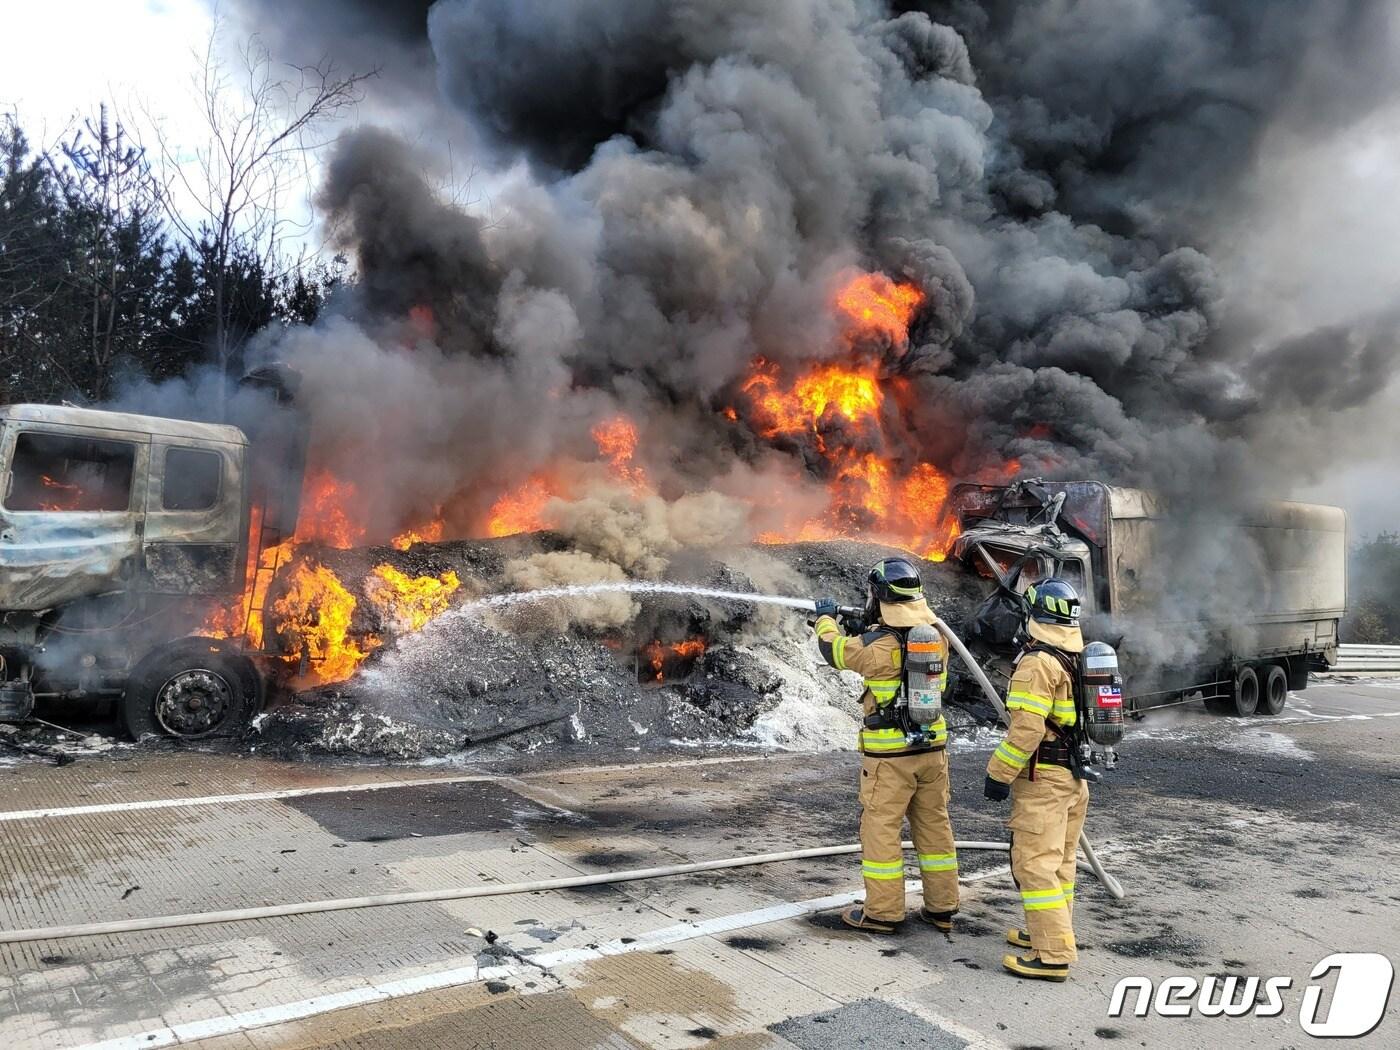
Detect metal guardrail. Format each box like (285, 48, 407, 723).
(1331, 644, 1400, 673)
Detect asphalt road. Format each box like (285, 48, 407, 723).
(1, 677, 1398, 1049)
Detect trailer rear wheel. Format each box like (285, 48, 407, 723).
(1230, 665, 1259, 717)
(1257, 664, 1288, 716)
(122, 639, 255, 741)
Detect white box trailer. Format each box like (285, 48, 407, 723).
(948, 480, 1346, 716)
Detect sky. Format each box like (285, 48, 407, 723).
(0, 0, 214, 145)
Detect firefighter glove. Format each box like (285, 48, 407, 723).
(983, 775, 1010, 802)
(813, 597, 840, 618)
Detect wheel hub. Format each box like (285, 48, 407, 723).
(155, 668, 233, 738)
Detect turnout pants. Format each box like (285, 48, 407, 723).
(858, 750, 959, 921)
(1008, 764, 1090, 964)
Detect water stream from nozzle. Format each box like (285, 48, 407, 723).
(454, 582, 818, 617)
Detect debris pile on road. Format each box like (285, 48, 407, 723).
(250, 537, 985, 759)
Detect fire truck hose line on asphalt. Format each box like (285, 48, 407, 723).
(0, 838, 1124, 945)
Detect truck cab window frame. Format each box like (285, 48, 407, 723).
(161, 447, 223, 512)
(3, 431, 137, 513)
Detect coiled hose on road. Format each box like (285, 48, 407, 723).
(0, 609, 1122, 945)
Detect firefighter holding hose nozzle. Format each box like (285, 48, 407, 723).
(811, 557, 959, 935)
(984, 577, 1091, 982)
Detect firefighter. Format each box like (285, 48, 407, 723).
(811, 557, 959, 934)
(984, 577, 1089, 982)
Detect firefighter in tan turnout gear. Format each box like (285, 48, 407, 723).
(811, 557, 959, 934)
(984, 577, 1089, 982)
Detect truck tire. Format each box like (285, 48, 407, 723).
(1257, 664, 1288, 716)
(122, 638, 255, 741)
(1231, 665, 1260, 717)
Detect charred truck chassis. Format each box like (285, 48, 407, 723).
(948, 480, 1345, 719)
(0, 369, 307, 739)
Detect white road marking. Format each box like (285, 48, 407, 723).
(0, 753, 779, 823)
(65, 837, 1155, 1050)
(71, 888, 870, 1050)
(60, 807, 1253, 1050)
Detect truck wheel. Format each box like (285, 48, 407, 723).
(122, 639, 253, 741)
(1257, 664, 1288, 716)
(1231, 665, 1260, 717)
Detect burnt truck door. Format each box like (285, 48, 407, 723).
(0, 418, 150, 611)
(139, 436, 249, 596)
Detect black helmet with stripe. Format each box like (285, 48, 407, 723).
(866, 557, 923, 617)
(1025, 577, 1080, 626)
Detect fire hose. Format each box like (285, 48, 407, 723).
(0, 837, 1108, 945)
(0, 590, 1121, 946)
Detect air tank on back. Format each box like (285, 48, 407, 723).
(1080, 640, 1124, 747)
(903, 623, 944, 728)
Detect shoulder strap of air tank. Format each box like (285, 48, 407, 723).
(860, 625, 901, 647)
(863, 625, 908, 698)
(1026, 642, 1079, 681)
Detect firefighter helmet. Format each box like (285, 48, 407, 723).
(1025, 577, 1080, 626)
(867, 557, 923, 606)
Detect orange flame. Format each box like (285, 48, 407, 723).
(297, 470, 368, 549)
(391, 518, 445, 550)
(270, 559, 380, 686)
(487, 475, 556, 537)
(592, 414, 648, 489)
(643, 638, 708, 682)
(365, 563, 461, 633)
(729, 272, 991, 561)
(834, 271, 924, 343)
(742, 358, 883, 448)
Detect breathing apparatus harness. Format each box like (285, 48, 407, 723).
(860, 620, 946, 751)
(1022, 640, 1124, 782)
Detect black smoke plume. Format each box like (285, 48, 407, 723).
(227, 0, 1400, 540)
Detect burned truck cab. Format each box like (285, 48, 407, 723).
(0, 405, 255, 734)
(941, 480, 1102, 711)
(950, 479, 1101, 615)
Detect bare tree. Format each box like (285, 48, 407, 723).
(149, 24, 372, 406)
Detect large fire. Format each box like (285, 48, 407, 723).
(198, 269, 1009, 692)
(203, 471, 465, 688)
(592, 415, 647, 489)
(365, 564, 462, 633)
(487, 475, 556, 537)
(731, 274, 978, 560)
(270, 559, 374, 686)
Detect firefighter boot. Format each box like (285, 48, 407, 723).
(841, 905, 903, 934)
(1006, 928, 1032, 949)
(1003, 953, 1070, 982)
(918, 908, 955, 932)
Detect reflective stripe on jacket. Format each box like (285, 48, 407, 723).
(988, 648, 1076, 782)
(814, 614, 948, 755)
